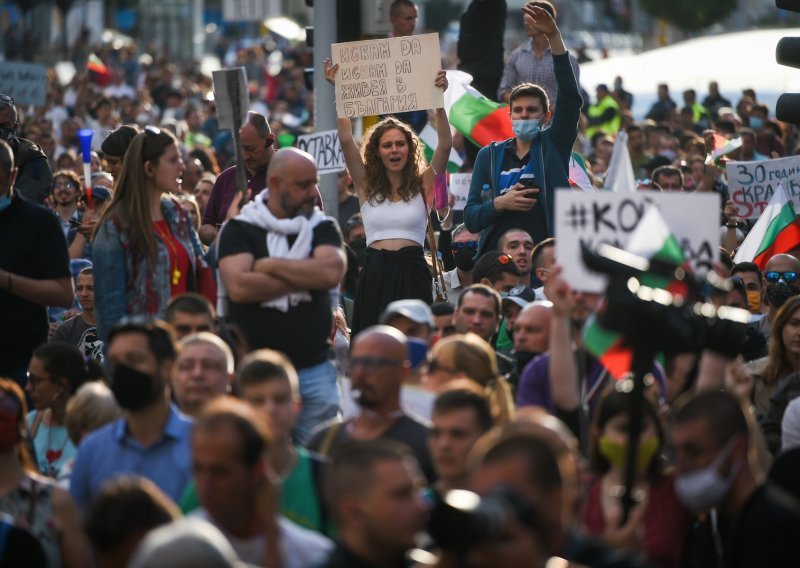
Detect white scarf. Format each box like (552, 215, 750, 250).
(235, 188, 326, 312)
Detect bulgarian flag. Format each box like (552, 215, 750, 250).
(419, 123, 463, 173)
(87, 53, 113, 86)
(583, 206, 686, 378)
(444, 70, 512, 147)
(734, 183, 800, 270)
(570, 152, 594, 191)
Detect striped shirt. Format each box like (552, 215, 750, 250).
(498, 41, 581, 108)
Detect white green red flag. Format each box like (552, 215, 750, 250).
(733, 183, 800, 270)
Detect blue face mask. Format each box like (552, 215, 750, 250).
(749, 117, 764, 130)
(512, 119, 542, 141)
(407, 338, 429, 369)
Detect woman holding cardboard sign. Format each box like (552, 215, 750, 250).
(325, 59, 452, 336)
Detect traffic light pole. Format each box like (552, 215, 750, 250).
(313, 0, 338, 219)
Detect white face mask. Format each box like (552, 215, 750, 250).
(675, 437, 742, 512)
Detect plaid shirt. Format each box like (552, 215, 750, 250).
(498, 41, 581, 107)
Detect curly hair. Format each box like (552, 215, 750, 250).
(361, 117, 426, 205)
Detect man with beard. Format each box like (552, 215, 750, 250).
(306, 326, 435, 483)
(218, 148, 346, 443)
(757, 253, 800, 342)
(499, 228, 535, 287)
(52, 267, 103, 360)
(70, 320, 192, 512)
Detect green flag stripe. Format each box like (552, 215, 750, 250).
(449, 94, 504, 139)
(756, 202, 797, 258)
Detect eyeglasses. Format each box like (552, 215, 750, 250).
(451, 241, 479, 251)
(346, 356, 403, 374)
(765, 271, 799, 284)
(53, 181, 77, 190)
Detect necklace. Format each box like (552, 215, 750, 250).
(154, 221, 181, 286)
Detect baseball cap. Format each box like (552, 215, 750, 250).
(380, 299, 434, 328)
(501, 285, 537, 309)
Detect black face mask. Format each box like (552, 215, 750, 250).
(110, 363, 164, 411)
(454, 247, 476, 272)
(0, 127, 16, 144)
(766, 281, 800, 310)
(349, 236, 367, 266)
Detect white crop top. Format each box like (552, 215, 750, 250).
(360, 192, 428, 246)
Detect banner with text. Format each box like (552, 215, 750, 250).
(331, 33, 443, 119)
(0, 62, 47, 107)
(728, 156, 800, 219)
(297, 129, 345, 174)
(556, 190, 720, 293)
(449, 173, 471, 211)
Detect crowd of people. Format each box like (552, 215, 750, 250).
(2, 0, 800, 566)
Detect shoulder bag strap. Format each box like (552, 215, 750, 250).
(422, 190, 448, 302)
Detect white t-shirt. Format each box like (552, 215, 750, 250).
(194, 509, 332, 568)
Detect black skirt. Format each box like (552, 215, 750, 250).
(350, 246, 433, 337)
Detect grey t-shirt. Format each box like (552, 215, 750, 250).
(51, 315, 104, 360)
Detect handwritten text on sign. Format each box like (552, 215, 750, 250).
(332, 33, 443, 119)
(0, 62, 47, 107)
(449, 173, 471, 211)
(727, 156, 800, 219)
(296, 130, 345, 174)
(556, 190, 721, 293)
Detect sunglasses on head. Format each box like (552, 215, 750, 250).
(497, 254, 513, 265)
(765, 271, 799, 284)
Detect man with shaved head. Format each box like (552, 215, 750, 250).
(218, 147, 346, 442)
(306, 325, 436, 482)
(513, 301, 552, 373)
(758, 253, 800, 342)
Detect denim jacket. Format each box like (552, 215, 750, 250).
(93, 197, 205, 341)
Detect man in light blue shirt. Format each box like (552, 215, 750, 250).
(70, 320, 193, 511)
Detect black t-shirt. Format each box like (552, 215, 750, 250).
(0, 196, 71, 369)
(218, 217, 342, 369)
(306, 414, 436, 484)
(723, 483, 800, 568)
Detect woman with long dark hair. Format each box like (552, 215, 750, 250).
(92, 127, 212, 340)
(324, 60, 452, 335)
(0, 378, 93, 567)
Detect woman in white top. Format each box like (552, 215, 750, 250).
(324, 60, 452, 335)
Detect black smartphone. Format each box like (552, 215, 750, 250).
(520, 178, 540, 190)
(69, 219, 82, 227)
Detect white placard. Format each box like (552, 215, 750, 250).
(331, 33, 443, 118)
(727, 156, 800, 219)
(556, 190, 721, 293)
(449, 173, 471, 211)
(212, 68, 249, 132)
(0, 62, 47, 107)
(296, 129, 345, 174)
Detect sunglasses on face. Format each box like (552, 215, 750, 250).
(451, 241, 479, 251)
(765, 271, 799, 284)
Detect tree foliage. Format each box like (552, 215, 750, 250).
(640, 0, 740, 32)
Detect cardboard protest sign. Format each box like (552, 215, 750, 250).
(212, 68, 249, 132)
(449, 173, 471, 211)
(296, 130, 345, 174)
(0, 62, 47, 106)
(331, 33, 443, 118)
(727, 156, 800, 219)
(556, 190, 720, 293)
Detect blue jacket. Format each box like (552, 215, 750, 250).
(464, 53, 581, 255)
(93, 197, 206, 341)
